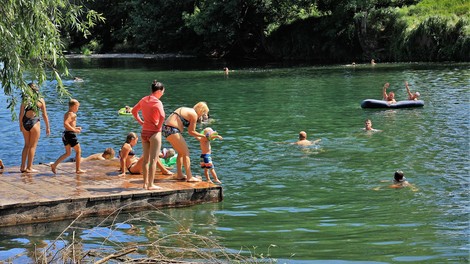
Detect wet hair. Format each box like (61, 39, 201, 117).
(299, 131, 307, 140)
(394, 171, 405, 182)
(103, 148, 115, 159)
(125, 132, 138, 143)
(193, 101, 209, 116)
(69, 99, 79, 107)
(151, 80, 164, 92)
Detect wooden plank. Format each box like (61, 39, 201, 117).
(0, 160, 223, 226)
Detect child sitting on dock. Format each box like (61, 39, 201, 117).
(51, 99, 86, 174)
(197, 127, 223, 184)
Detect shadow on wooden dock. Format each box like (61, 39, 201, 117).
(0, 160, 223, 227)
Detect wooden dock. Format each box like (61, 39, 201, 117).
(0, 160, 223, 227)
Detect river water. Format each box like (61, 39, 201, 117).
(0, 59, 468, 263)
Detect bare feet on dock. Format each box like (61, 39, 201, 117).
(147, 185, 162, 190)
(213, 179, 222, 184)
(76, 169, 86, 174)
(174, 174, 187, 181)
(21, 168, 39, 173)
(186, 176, 202, 182)
(51, 164, 57, 174)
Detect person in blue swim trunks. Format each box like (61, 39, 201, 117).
(19, 83, 50, 173)
(197, 127, 223, 184)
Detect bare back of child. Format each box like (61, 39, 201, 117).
(198, 127, 223, 184)
(51, 99, 86, 174)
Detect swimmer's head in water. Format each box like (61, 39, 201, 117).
(394, 171, 405, 182)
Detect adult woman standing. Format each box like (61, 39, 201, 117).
(19, 83, 50, 173)
(131, 80, 166, 190)
(162, 102, 209, 182)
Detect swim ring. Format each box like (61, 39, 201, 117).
(118, 107, 133, 115)
(361, 99, 424, 109)
(200, 130, 219, 141)
(160, 155, 177, 167)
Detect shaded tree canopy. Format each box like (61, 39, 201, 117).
(72, 0, 468, 62)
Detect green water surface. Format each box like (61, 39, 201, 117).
(0, 59, 468, 263)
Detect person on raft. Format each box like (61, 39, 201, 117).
(382, 83, 396, 103)
(405, 81, 420, 100)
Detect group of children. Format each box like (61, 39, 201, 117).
(47, 98, 223, 184)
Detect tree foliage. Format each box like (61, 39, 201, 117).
(75, 0, 468, 62)
(0, 0, 103, 114)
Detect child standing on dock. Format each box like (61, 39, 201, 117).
(198, 127, 223, 184)
(51, 99, 86, 174)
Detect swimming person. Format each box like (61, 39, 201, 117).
(294, 131, 321, 146)
(363, 119, 381, 132)
(374, 171, 418, 191)
(19, 83, 50, 173)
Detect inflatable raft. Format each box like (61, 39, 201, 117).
(361, 99, 424, 109)
(118, 107, 133, 115)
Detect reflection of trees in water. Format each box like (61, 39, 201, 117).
(4, 205, 269, 262)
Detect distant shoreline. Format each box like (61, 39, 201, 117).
(65, 53, 196, 59)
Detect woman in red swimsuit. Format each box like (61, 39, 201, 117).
(132, 80, 166, 190)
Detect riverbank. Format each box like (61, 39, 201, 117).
(65, 53, 196, 59)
